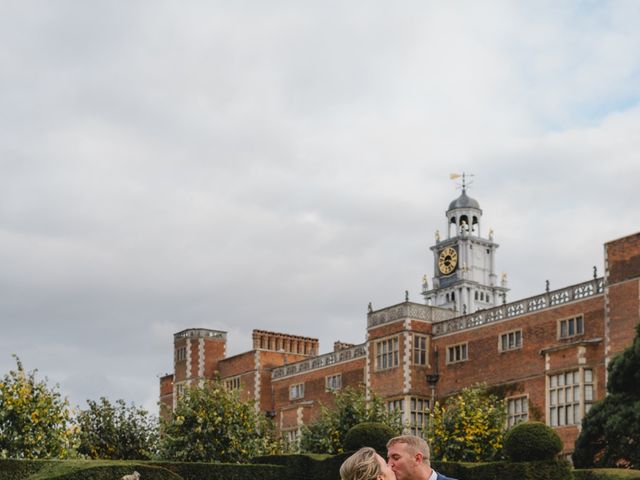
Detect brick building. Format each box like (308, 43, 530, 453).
(159, 181, 640, 455)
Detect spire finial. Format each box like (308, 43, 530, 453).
(449, 172, 474, 193)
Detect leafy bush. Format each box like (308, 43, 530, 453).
(300, 385, 401, 454)
(344, 422, 395, 453)
(76, 397, 159, 460)
(428, 384, 507, 462)
(503, 422, 562, 461)
(0, 356, 77, 459)
(159, 380, 278, 462)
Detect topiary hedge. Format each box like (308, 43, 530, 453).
(433, 459, 572, 480)
(251, 453, 348, 480)
(343, 422, 396, 454)
(503, 422, 563, 461)
(574, 469, 640, 480)
(0, 459, 287, 480)
(150, 461, 285, 480)
(0, 458, 50, 480)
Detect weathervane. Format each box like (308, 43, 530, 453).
(450, 172, 474, 193)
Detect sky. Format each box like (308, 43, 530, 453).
(1, 1, 639, 415)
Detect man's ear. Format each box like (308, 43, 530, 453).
(414, 452, 423, 465)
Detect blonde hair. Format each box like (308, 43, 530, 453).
(386, 435, 430, 465)
(340, 447, 382, 480)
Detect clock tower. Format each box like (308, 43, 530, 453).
(422, 175, 508, 313)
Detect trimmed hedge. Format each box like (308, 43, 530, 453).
(149, 461, 285, 480)
(1, 455, 604, 480)
(252, 453, 349, 480)
(0, 460, 179, 480)
(503, 422, 563, 461)
(433, 460, 572, 480)
(574, 469, 640, 480)
(344, 422, 396, 454)
(38, 464, 180, 480)
(0, 459, 49, 480)
(0, 459, 286, 480)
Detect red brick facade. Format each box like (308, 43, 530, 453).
(159, 231, 640, 455)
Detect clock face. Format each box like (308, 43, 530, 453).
(438, 247, 458, 275)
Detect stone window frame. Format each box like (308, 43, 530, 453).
(375, 335, 400, 371)
(283, 427, 301, 449)
(446, 342, 468, 364)
(499, 329, 523, 352)
(558, 315, 584, 340)
(412, 333, 428, 366)
(548, 367, 594, 427)
(175, 346, 187, 362)
(289, 382, 305, 400)
(325, 373, 342, 392)
(386, 398, 404, 415)
(176, 383, 185, 400)
(506, 394, 529, 427)
(225, 376, 241, 391)
(409, 396, 430, 436)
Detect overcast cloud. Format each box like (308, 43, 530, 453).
(1, 1, 639, 414)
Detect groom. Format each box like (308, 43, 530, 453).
(387, 435, 458, 480)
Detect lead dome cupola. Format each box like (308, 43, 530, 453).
(448, 190, 480, 211)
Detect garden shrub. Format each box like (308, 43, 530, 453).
(0, 458, 49, 480)
(150, 461, 285, 480)
(503, 422, 562, 461)
(574, 469, 640, 480)
(343, 422, 396, 453)
(432, 460, 571, 480)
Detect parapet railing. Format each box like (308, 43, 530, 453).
(367, 302, 456, 328)
(174, 328, 227, 340)
(272, 343, 367, 380)
(432, 277, 604, 336)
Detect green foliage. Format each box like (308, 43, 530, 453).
(159, 380, 277, 463)
(299, 385, 401, 454)
(503, 421, 562, 461)
(574, 323, 640, 469)
(343, 422, 395, 453)
(607, 324, 640, 397)
(427, 384, 507, 462)
(573, 393, 640, 469)
(0, 356, 77, 459)
(75, 397, 159, 460)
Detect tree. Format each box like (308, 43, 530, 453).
(76, 397, 159, 460)
(0, 356, 77, 459)
(427, 384, 506, 462)
(159, 380, 277, 462)
(300, 385, 402, 454)
(573, 323, 640, 469)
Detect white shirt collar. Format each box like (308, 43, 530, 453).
(428, 470, 438, 480)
